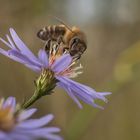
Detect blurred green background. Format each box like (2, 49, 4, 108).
(0, 0, 140, 139)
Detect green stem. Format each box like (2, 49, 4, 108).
(21, 69, 57, 109)
(22, 90, 41, 109)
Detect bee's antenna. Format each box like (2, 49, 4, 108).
(49, 15, 74, 33)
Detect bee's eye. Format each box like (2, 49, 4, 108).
(74, 38, 79, 43)
(71, 38, 80, 46)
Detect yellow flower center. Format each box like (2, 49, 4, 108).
(0, 107, 15, 132)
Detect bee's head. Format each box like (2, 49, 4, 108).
(70, 27, 87, 54)
(69, 36, 87, 57)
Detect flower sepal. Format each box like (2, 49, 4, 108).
(35, 69, 58, 96)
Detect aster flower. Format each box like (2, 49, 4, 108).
(0, 28, 111, 109)
(0, 97, 62, 140)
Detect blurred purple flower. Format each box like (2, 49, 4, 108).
(0, 97, 62, 140)
(0, 28, 111, 109)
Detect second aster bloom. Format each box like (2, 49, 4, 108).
(0, 97, 62, 140)
(0, 28, 111, 109)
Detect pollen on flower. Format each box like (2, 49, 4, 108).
(48, 41, 65, 65)
(47, 41, 83, 78)
(58, 62, 83, 78)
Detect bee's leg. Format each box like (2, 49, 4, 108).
(73, 53, 81, 60)
(63, 47, 69, 54)
(69, 43, 81, 59)
(44, 39, 51, 54)
(57, 35, 64, 45)
(69, 43, 77, 55)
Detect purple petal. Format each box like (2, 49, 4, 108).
(6, 35, 17, 49)
(0, 48, 29, 64)
(57, 82, 83, 109)
(0, 47, 42, 71)
(72, 83, 106, 102)
(0, 131, 7, 139)
(0, 28, 47, 73)
(0, 37, 12, 49)
(9, 28, 38, 62)
(51, 54, 72, 73)
(25, 64, 41, 72)
(0, 48, 9, 57)
(38, 49, 49, 67)
(57, 76, 111, 109)
(21, 128, 62, 140)
(22, 127, 61, 134)
(14, 127, 62, 140)
(73, 90, 104, 109)
(9, 50, 42, 67)
(0, 28, 42, 67)
(57, 77, 94, 101)
(3, 97, 16, 111)
(9, 133, 33, 140)
(17, 114, 54, 129)
(18, 108, 37, 121)
(58, 76, 109, 101)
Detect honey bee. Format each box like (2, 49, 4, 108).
(37, 20, 87, 59)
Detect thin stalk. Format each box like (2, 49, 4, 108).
(21, 90, 42, 109)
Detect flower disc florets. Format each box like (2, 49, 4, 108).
(0, 99, 16, 131)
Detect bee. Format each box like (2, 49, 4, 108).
(37, 19, 87, 59)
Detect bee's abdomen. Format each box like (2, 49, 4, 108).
(37, 25, 66, 41)
(37, 28, 48, 41)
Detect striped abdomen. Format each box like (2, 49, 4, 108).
(37, 25, 66, 41)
